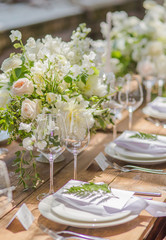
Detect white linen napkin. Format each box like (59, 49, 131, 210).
(148, 96, 166, 113)
(53, 180, 166, 218)
(53, 180, 134, 216)
(114, 130, 166, 154)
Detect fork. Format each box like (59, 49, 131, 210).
(39, 224, 107, 240)
(106, 160, 166, 174)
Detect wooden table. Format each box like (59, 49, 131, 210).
(0, 108, 166, 240)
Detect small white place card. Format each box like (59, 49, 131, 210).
(7, 203, 34, 230)
(94, 152, 109, 171)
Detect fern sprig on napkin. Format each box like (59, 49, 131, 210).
(129, 132, 157, 141)
(64, 182, 111, 195)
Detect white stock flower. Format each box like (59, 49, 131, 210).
(22, 136, 35, 151)
(77, 75, 107, 98)
(9, 30, 22, 42)
(154, 55, 166, 78)
(12, 78, 34, 96)
(46, 93, 56, 104)
(1, 56, 22, 72)
(0, 89, 10, 108)
(19, 123, 32, 132)
(21, 99, 38, 120)
(145, 41, 163, 56)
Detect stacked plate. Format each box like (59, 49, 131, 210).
(38, 195, 138, 228)
(105, 142, 166, 165)
(142, 97, 166, 120)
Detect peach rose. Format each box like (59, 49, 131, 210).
(21, 99, 38, 120)
(12, 78, 34, 96)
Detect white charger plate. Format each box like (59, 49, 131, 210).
(105, 142, 166, 165)
(38, 195, 138, 228)
(51, 199, 131, 223)
(142, 106, 166, 120)
(114, 144, 166, 160)
(0, 131, 9, 143)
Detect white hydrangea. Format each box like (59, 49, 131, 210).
(19, 123, 32, 133)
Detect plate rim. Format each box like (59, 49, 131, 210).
(114, 143, 166, 160)
(105, 142, 166, 165)
(51, 198, 131, 223)
(142, 106, 166, 120)
(38, 195, 138, 228)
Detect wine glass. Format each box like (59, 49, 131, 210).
(119, 74, 143, 130)
(107, 76, 124, 140)
(35, 114, 65, 201)
(0, 160, 13, 218)
(60, 111, 90, 180)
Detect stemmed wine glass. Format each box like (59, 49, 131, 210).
(109, 77, 125, 140)
(60, 111, 90, 180)
(35, 114, 65, 201)
(119, 74, 143, 130)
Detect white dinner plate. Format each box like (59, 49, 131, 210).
(0, 131, 9, 143)
(38, 195, 138, 228)
(105, 142, 166, 165)
(114, 144, 166, 160)
(51, 199, 131, 223)
(142, 106, 166, 120)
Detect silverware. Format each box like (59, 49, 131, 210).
(146, 117, 166, 128)
(39, 224, 107, 240)
(106, 159, 166, 174)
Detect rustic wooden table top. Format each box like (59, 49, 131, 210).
(0, 107, 166, 240)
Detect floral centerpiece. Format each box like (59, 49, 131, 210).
(100, 0, 166, 78)
(0, 24, 115, 188)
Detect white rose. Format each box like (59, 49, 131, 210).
(22, 136, 35, 151)
(12, 78, 34, 96)
(9, 30, 22, 42)
(137, 59, 156, 77)
(36, 141, 47, 150)
(145, 41, 163, 57)
(19, 123, 32, 133)
(1, 56, 22, 72)
(21, 99, 38, 120)
(0, 89, 10, 108)
(46, 92, 56, 104)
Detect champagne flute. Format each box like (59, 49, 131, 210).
(60, 111, 90, 180)
(119, 74, 143, 130)
(35, 114, 65, 201)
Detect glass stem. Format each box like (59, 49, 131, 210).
(146, 87, 152, 103)
(73, 153, 77, 180)
(128, 109, 133, 130)
(49, 154, 54, 195)
(113, 123, 117, 140)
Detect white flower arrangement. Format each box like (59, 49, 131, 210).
(0, 24, 115, 188)
(100, 0, 166, 78)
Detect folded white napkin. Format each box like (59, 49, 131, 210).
(53, 180, 166, 218)
(53, 180, 134, 216)
(114, 130, 166, 154)
(148, 96, 166, 113)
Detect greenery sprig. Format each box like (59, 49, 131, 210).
(129, 132, 157, 141)
(64, 182, 111, 194)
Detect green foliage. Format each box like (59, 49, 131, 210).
(65, 182, 111, 194)
(129, 132, 157, 141)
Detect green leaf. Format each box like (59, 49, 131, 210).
(13, 43, 22, 49)
(65, 182, 111, 194)
(112, 50, 122, 59)
(129, 132, 157, 141)
(64, 75, 73, 84)
(15, 68, 22, 78)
